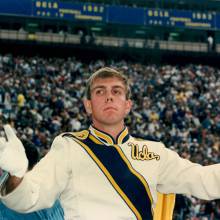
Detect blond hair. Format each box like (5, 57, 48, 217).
(85, 67, 131, 100)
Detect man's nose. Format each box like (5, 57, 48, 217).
(106, 97, 113, 102)
(105, 91, 113, 102)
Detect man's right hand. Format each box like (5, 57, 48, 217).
(0, 125, 28, 178)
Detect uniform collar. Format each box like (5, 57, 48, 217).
(89, 125, 130, 145)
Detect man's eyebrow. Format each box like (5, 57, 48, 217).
(112, 85, 125, 89)
(91, 85, 105, 91)
(91, 85, 125, 90)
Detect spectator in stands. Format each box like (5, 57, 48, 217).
(207, 35, 214, 52)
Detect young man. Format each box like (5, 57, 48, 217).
(0, 67, 220, 220)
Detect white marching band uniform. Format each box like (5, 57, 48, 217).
(1, 126, 220, 220)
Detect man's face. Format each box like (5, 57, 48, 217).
(84, 77, 132, 128)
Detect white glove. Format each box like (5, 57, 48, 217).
(0, 125, 28, 178)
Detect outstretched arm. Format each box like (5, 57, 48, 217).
(1, 132, 72, 213)
(157, 145, 220, 200)
(0, 125, 28, 194)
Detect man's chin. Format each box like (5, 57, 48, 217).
(102, 117, 123, 126)
(103, 113, 119, 121)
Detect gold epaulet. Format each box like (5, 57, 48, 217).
(62, 130, 89, 140)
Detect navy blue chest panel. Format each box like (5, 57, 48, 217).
(63, 133, 153, 220)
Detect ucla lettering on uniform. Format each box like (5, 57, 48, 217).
(129, 143, 160, 161)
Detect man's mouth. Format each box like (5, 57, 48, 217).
(104, 107, 117, 111)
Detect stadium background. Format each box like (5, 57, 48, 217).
(0, 0, 220, 219)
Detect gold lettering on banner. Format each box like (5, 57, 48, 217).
(128, 143, 160, 161)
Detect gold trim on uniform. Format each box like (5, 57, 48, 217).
(117, 127, 129, 144)
(91, 127, 114, 145)
(70, 130, 89, 140)
(90, 126, 129, 145)
(89, 134, 103, 145)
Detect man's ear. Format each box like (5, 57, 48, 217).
(125, 99, 132, 115)
(83, 99, 92, 115)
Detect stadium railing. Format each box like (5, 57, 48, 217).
(0, 29, 211, 53)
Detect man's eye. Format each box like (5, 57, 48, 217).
(113, 90, 121, 95)
(96, 90, 104, 95)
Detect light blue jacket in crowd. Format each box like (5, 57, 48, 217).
(0, 200, 64, 220)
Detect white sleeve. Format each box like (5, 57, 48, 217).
(157, 145, 220, 200)
(0, 135, 72, 212)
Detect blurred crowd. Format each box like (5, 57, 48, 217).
(0, 54, 220, 219)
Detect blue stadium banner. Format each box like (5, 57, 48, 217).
(0, 0, 32, 16)
(107, 6, 145, 25)
(146, 8, 216, 29)
(33, 0, 106, 22)
(0, 0, 219, 31)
